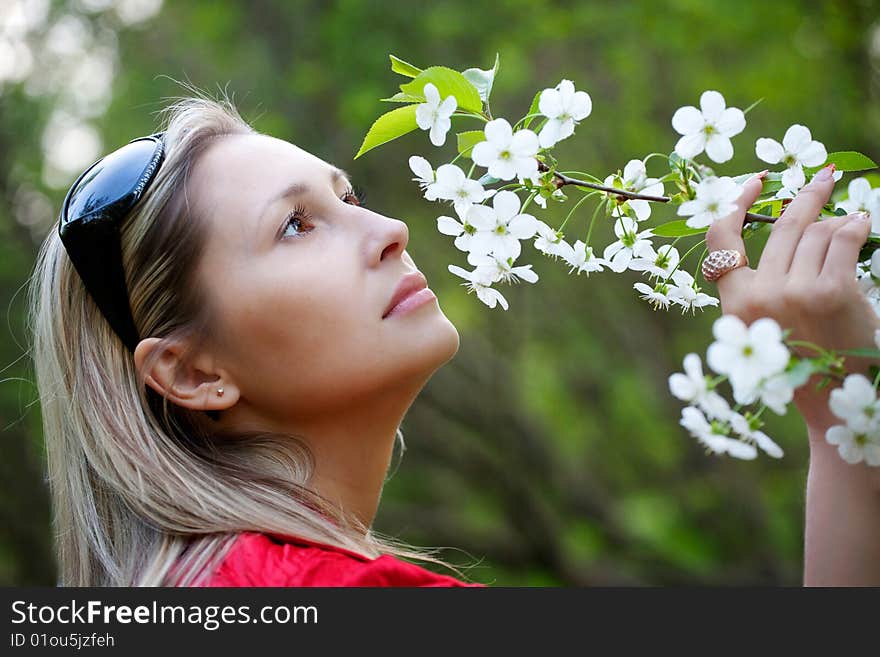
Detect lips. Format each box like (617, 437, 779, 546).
(383, 271, 428, 319)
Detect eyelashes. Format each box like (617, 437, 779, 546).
(279, 186, 368, 241)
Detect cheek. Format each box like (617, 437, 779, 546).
(213, 260, 385, 408)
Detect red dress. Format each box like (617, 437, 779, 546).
(203, 531, 486, 587)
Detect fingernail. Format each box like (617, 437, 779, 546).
(814, 163, 836, 182)
(856, 211, 871, 222)
(756, 169, 769, 180)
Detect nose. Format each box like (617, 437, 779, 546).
(365, 209, 409, 267)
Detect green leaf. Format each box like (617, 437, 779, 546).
(523, 89, 542, 129)
(399, 66, 483, 113)
(379, 92, 424, 103)
(389, 54, 421, 78)
(354, 104, 419, 159)
(456, 130, 485, 158)
(806, 151, 877, 174)
(462, 52, 500, 103)
(651, 219, 708, 237)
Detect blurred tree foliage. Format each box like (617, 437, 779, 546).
(1, 0, 878, 585)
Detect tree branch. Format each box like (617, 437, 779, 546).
(539, 163, 777, 225)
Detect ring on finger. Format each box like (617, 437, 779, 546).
(701, 249, 749, 282)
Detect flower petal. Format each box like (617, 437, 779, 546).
(422, 82, 440, 106)
(705, 135, 734, 163)
(782, 124, 812, 153)
(715, 107, 745, 137)
(436, 215, 463, 236)
(755, 138, 784, 164)
(798, 140, 827, 167)
(671, 105, 703, 135)
(782, 166, 806, 192)
(484, 118, 512, 144)
(539, 120, 562, 148)
(538, 88, 562, 119)
(492, 190, 522, 221)
(699, 90, 727, 121)
(675, 132, 706, 159)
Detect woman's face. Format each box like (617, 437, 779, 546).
(187, 133, 460, 423)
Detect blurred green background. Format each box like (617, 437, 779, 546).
(1, 0, 878, 586)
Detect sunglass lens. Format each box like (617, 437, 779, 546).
(65, 138, 160, 222)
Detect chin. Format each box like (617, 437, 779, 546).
(387, 310, 460, 382)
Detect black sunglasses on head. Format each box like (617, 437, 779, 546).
(58, 133, 166, 354)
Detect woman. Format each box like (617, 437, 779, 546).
(27, 93, 880, 587)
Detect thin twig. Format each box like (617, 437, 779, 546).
(538, 163, 777, 224)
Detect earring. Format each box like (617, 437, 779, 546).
(216, 387, 224, 397)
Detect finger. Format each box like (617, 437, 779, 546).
(787, 213, 854, 281)
(757, 164, 837, 277)
(704, 173, 764, 299)
(705, 172, 765, 253)
(821, 211, 872, 284)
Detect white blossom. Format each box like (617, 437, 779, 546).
(537, 79, 592, 148)
(448, 264, 509, 310)
(668, 353, 731, 420)
(754, 372, 796, 415)
(671, 90, 746, 163)
(602, 216, 655, 273)
(676, 176, 743, 229)
(755, 124, 828, 193)
(471, 118, 540, 181)
(825, 425, 880, 466)
(563, 240, 607, 275)
(408, 155, 436, 196)
(604, 159, 665, 221)
(436, 202, 482, 254)
(466, 252, 539, 285)
(629, 244, 680, 280)
(706, 315, 791, 403)
(466, 190, 539, 261)
(427, 163, 490, 216)
(533, 220, 573, 260)
(728, 411, 784, 458)
(415, 83, 457, 147)
(667, 269, 719, 314)
(679, 406, 758, 459)
(633, 280, 677, 310)
(835, 177, 880, 233)
(828, 374, 880, 434)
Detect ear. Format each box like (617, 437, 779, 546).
(133, 337, 239, 412)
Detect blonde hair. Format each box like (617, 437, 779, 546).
(27, 90, 467, 586)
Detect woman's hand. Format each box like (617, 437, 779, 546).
(707, 166, 880, 586)
(705, 165, 879, 428)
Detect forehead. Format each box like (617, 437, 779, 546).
(192, 133, 332, 200)
(188, 133, 337, 244)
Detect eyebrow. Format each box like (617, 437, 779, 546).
(259, 167, 351, 233)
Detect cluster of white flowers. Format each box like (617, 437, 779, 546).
(670, 315, 792, 459)
(826, 373, 880, 466)
(413, 79, 608, 308)
(391, 58, 880, 469)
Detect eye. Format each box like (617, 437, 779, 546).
(342, 185, 368, 207)
(278, 187, 368, 242)
(280, 204, 314, 241)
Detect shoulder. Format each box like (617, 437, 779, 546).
(203, 532, 485, 588)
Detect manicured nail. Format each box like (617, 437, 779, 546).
(815, 163, 836, 182)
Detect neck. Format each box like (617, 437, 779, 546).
(221, 372, 430, 530)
